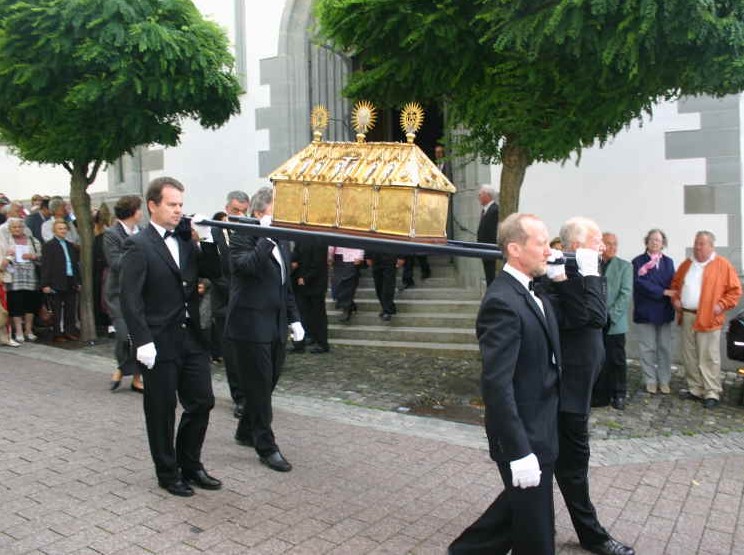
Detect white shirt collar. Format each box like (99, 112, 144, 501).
(691, 251, 716, 268)
(150, 221, 172, 239)
(118, 220, 138, 236)
(503, 263, 532, 292)
(482, 200, 495, 213)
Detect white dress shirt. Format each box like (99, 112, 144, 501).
(681, 253, 715, 310)
(503, 263, 544, 316)
(150, 221, 180, 269)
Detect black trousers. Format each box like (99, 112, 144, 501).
(234, 340, 286, 457)
(402, 255, 430, 285)
(111, 315, 138, 377)
(482, 259, 496, 287)
(333, 260, 359, 310)
(296, 292, 328, 347)
(50, 281, 78, 336)
(450, 462, 555, 555)
(372, 259, 397, 315)
(141, 328, 215, 485)
(593, 333, 627, 404)
(555, 411, 609, 546)
(217, 318, 244, 406)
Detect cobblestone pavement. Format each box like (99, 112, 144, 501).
(59, 337, 744, 441)
(3, 343, 744, 553)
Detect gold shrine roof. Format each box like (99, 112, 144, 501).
(268, 140, 456, 194)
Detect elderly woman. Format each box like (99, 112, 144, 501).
(632, 229, 676, 394)
(1, 218, 42, 343)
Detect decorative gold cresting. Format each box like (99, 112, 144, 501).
(400, 102, 425, 144)
(352, 100, 377, 143)
(310, 105, 330, 142)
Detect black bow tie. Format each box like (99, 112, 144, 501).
(528, 281, 534, 291)
(164, 230, 174, 239)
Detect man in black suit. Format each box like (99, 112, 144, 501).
(291, 239, 330, 352)
(104, 195, 144, 392)
(476, 185, 499, 286)
(25, 197, 50, 243)
(546, 217, 635, 555)
(226, 186, 304, 472)
(210, 191, 250, 417)
(366, 251, 403, 321)
(120, 177, 221, 497)
(450, 213, 561, 555)
(40, 219, 81, 341)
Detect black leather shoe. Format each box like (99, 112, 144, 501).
(611, 397, 626, 410)
(703, 398, 720, 409)
(110, 369, 122, 391)
(380, 313, 392, 322)
(310, 345, 329, 354)
(131, 383, 144, 394)
(679, 390, 703, 402)
(183, 469, 222, 490)
(233, 403, 244, 419)
(158, 479, 194, 497)
(581, 537, 635, 555)
(234, 432, 254, 447)
(259, 451, 292, 472)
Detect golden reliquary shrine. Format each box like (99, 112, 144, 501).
(268, 102, 456, 243)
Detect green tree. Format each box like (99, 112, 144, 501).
(316, 0, 744, 219)
(0, 0, 242, 341)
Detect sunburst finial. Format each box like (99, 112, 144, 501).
(400, 102, 425, 144)
(311, 105, 330, 142)
(352, 100, 377, 143)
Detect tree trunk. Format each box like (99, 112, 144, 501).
(69, 163, 96, 342)
(498, 137, 532, 222)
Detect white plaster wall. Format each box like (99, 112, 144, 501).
(494, 100, 726, 267)
(151, 0, 284, 216)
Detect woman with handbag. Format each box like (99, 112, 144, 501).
(2, 218, 42, 343)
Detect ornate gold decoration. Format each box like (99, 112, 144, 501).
(400, 102, 425, 143)
(352, 100, 377, 142)
(310, 105, 329, 142)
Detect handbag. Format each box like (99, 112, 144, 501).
(37, 295, 55, 328)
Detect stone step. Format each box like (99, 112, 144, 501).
(327, 310, 475, 328)
(325, 298, 480, 314)
(328, 324, 477, 345)
(357, 276, 458, 288)
(353, 287, 481, 301)
(327, 337, 480, 356)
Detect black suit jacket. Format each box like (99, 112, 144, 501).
(546, 261, 607, 415)
(291, 240, 329, 297)
(477, 202, 499, 244)
(477, 271, 561, 465)
(102, 221, 130, 319)
(25, 211, 47, 243)
(209, 226, 232, 318)
(224, 229, 299, 343)
(40, 238, 80, 291)
(119, 223, 219, 361)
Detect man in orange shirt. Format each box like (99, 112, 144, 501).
(670, 231, 742, 408)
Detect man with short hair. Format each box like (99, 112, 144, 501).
(546, 217, 634, 555)
(41, 196, 79, 244)
(450, 213, 561, 554)
(25, 197, 50, 243)
(592, 232, 633, 410)
(476, 185, 499, 286)
(120, 177, 221, 497)
(671, 231, 742, 409)
(211, 191, 250, 417)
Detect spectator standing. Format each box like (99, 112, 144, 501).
(593, 232, 632, 410)
(477, 185, 499, 286)
(25, 197, 51, 243)
(2, 218, 42, 343)
(41, 197, 79, 244)
(104, 195, 143, 393)
(632, 229, 676, 394)
(671, 231, 742, 409)
(41, 219, 80, 342)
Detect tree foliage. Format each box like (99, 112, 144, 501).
(316, 0, 744, 216)
(0, 0, 242, 341)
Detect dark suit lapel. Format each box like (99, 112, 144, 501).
(537, 291, 562, 368)
(502, 272, 550, 337)
(146, 225, 180, 277)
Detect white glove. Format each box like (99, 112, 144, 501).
(136, 342, 157, 370)
(575, 248, 600, 277)
(259, 214, 272, 227)
(546, 248, 565, 281)
(509, 453, 541, 489)
(290, 321, 305, 342)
